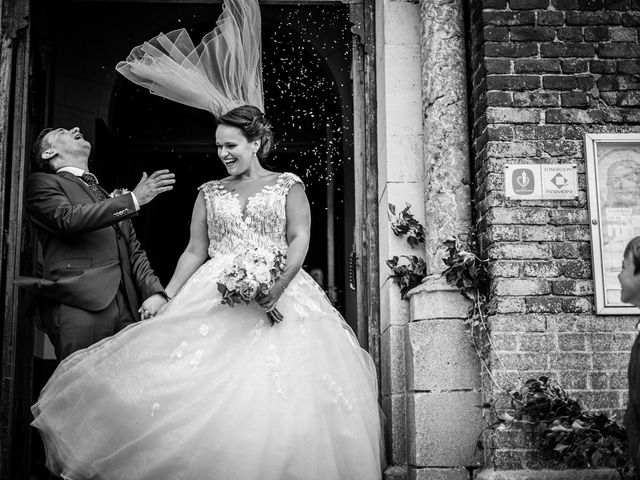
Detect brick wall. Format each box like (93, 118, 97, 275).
(468, 0, 640, 470)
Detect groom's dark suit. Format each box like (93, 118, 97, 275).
(19, 170, 163, 359)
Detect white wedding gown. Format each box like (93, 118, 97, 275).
(32, 172, 385, 480)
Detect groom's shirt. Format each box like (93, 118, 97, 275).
(57, 166, 140, 211)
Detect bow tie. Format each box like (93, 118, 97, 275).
(80, 172, 106, 200)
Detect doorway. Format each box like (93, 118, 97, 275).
(1, 1, 378, 478)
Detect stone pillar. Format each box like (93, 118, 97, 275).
(420, 0, 472, 274)
(404, 1, 482, 479)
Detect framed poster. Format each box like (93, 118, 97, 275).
(585, 133, 640, 315)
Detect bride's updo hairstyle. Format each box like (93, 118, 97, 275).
(217, 105, 274, 160)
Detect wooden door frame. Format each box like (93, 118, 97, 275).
(0, 0, 33, 478)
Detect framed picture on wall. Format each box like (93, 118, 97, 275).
(585, 133, 640, 315)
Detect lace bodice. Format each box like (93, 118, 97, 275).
(198, 172, 304, 257)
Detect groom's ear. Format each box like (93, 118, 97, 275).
(41, 148, 57, 160)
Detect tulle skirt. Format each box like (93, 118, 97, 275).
(32, 255, 385, 480)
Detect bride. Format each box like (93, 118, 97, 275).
(31, 1, 385, 479)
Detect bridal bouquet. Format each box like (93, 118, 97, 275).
(217, 247, 287, 325)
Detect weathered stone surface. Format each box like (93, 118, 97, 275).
(383, 393, 409, 466)
(385, 465, 410, 480)
(476, 469, 618, 480)
(409, 275, 471, 321)
(420, 0, 472, 274)
(408, 391, 483, 467)
(407, 319, 480, 391)
(381, 325, 407, 395)
(411, 467, 470, 480)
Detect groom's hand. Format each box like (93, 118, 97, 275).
(139, 293, 168, 320)
(133, 170, 176, 206)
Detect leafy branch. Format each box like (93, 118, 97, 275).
(386, 204, 427, 298)
(487, 377, 633, 477)
(388, 203, 425, 248)
(386, 255, 426, 299)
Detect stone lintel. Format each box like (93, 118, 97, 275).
(476, 469, 618, 480)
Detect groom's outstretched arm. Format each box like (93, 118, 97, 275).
(26, 173, 138, 234)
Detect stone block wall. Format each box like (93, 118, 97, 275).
(467, 0, 640, 472)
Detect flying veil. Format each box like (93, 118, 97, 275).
(115, 0, 263, 117)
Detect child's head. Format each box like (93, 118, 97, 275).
(619, 236, 640, 306)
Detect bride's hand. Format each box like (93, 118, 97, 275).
(258, 281, 286, 312)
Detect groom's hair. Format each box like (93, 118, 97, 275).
(217, 105, 274, 160)
(32, 128, 55, 173)
(625, 236, 640, 275)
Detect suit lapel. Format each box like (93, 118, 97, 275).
(57, 170, 98, 201)
(57, 171, 123, 237)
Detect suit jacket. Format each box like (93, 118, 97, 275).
(17, 170, 163, 315)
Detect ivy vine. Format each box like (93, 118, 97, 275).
(442, 232, 634, 478)
(385, 203, 426, 299)
(385, 206, 634, 477)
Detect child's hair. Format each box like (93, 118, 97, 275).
(624, 236, 640, 274)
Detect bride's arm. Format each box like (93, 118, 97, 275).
(258, 183, 310, 311)
(165, 191, 209, 298)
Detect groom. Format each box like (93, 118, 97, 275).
(19, 126, 175, 360)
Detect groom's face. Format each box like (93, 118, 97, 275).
(216, 124, 259, 175)
(44, 127, 91, 166)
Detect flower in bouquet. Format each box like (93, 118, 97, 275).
(217, 247, 287, 326)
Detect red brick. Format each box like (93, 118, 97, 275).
(584, 26, 611, 42)
(487, 74, 541, 90)
(543, 75, 578, 90)
(540, 42, 596, 57)
(514, 59, 561, 73)
(551, 0, 603, 8)
(512, 91, 560, 107)
(599, 43, 640, 58)
(561, 59, 589, 74)
(490, 243, 551, 259)
(485, 42, 539, 57)
(590, 372, 609, 390)
(622, 12, 640, 26)
(493, 278, 551, 296)
(526, 297, 564, 313)
(510, 26, 557, 42)
(484, 26, 510, 42)
(514, 125, 563, 140)
(561, 260, 592, 278)
(566, 11, 622, 25)
(486, 91, 514, 107)
(483, 11, 536, 26)
(551, 279, 594, 295)
(549, 352, 592, 369)
(590, 60, 617, 74)
(523, 260, 562, 277)
(561, 91, 590, 108)
(557, 27, 584, 42)
(546, 108, 606, 124)
(558, 333, 587, 351)
(537, 11, 565, 26)
(509, 0, 550, 8)
(562, 297, 594, 313)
